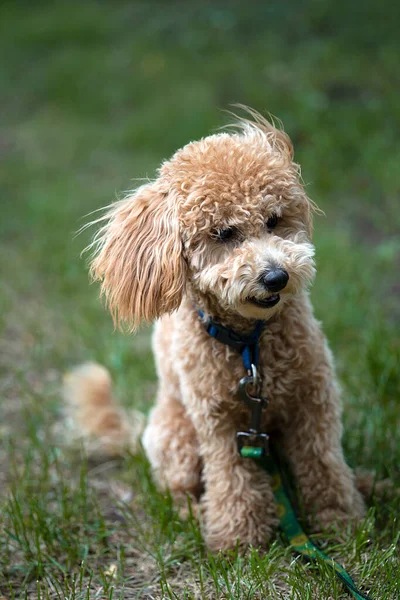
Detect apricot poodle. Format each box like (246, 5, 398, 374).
(65, 110, 365, 551)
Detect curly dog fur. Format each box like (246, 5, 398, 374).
(67, 109, 366, 551)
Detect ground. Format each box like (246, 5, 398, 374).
(0, 1, 399, 598)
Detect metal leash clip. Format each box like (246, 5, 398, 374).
(236, 364, 269, 457)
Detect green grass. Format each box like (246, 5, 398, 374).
(0, 1, 399, 598)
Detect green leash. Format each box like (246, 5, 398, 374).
(240, 446, 373, 600)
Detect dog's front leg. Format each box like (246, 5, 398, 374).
(282, 382, 365, 534)
(195, 417, 279, 551)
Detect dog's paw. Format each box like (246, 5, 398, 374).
(311, 482, 366, 535)
(205, 525, 274, 553)
(312, 506, 364, 540)
(203, 501, 278, 552)
(175, 492, 202, 521)
(355, 469, 399, 502)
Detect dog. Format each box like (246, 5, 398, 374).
(65, 109, 366, 551)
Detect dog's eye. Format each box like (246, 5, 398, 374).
(213, 227, 236, 241)
(266, 214, 279, 230)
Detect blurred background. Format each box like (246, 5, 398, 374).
(1, 0, 399, 480)
(1, 2, 399, 596)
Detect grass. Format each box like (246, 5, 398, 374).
(0, 1, 399, 598)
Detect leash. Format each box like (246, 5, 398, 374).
(198, 310, 373, 600)
(252, 450, 372, 600)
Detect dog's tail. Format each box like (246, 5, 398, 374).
(62, 362, 145, 456)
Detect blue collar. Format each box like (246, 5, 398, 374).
(197, 309, 265, 372)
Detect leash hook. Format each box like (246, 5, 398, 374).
(248, 363, 259, 390)
(237, 364, 269, 456)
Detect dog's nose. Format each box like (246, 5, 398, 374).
(261, 268, 289, 292)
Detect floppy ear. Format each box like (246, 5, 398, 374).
(89, 182, 186, 330)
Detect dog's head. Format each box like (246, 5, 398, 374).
(90, 112, 317, 328)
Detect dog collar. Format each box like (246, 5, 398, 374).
(197, 309, 265, 371)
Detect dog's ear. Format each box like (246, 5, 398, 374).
(89, 181, 186, 330)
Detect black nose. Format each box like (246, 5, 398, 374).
(261, 268, 289, 292)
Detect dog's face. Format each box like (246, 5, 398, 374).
(168, 128, 316, 320)
(90, 116, 316, 328)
